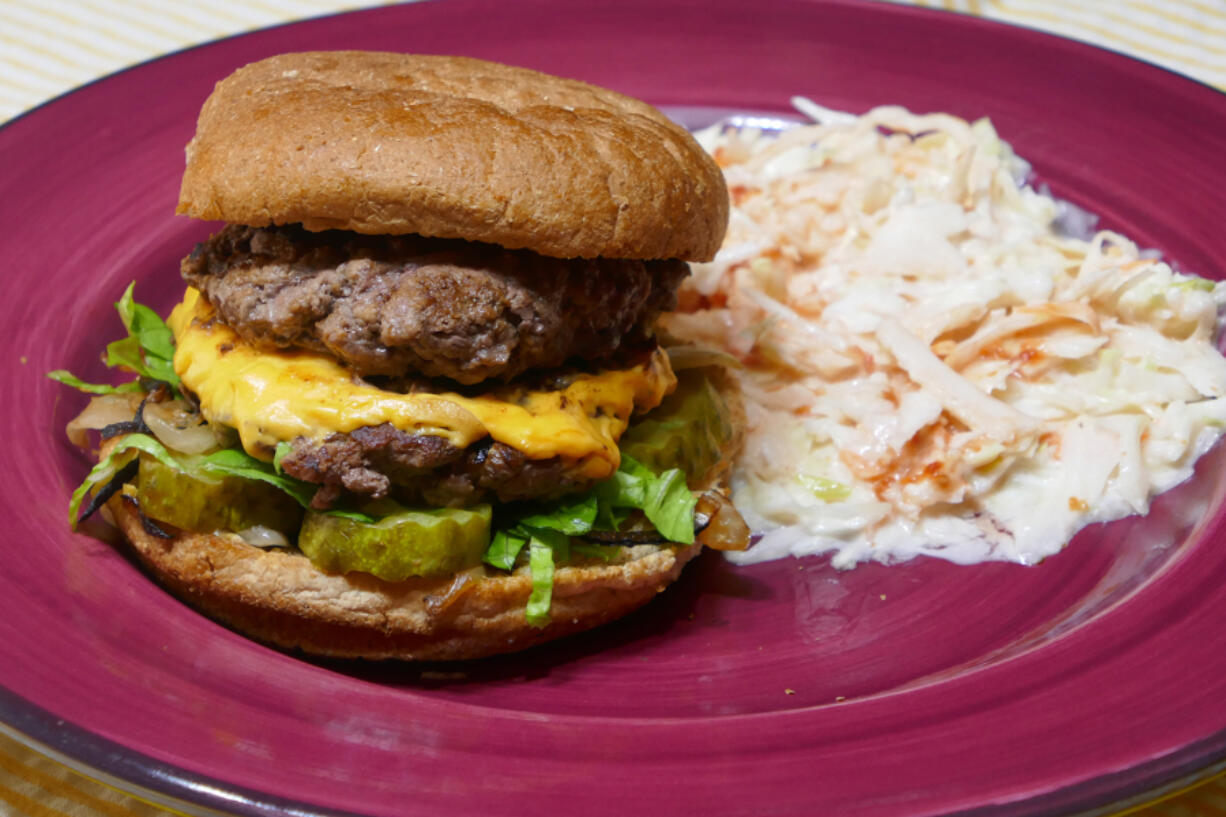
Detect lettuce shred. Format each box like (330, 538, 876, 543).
(68, 434, 179, 528)
(68, 433, 365, 528)
(484, 454, 698, 627)
(47, 370, 143, 395)
(48, 282, 180, 395)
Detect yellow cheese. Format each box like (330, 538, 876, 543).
(168, 288, 674, 480)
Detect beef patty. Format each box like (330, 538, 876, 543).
(278, 424, 593, 509)
(182, 224, 688, 384)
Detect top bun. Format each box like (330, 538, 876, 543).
(177, 52, 728, 262)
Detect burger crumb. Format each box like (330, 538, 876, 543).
(784, 688, 795, 695)
(835, 696, 846, 702)
(879, 594, 887, 601)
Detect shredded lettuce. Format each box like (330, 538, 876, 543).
(484, 529, 529, 571)
(189, 447, 376, 521)
(106, 282, 181, 388)
(68, 433, 179, 528)
(68, 433, 372, 528)
(516, 493, 598, 536)
(640, 468, 697, 543)
(194, 447, 317, 508)
(46, 369, 143, 395)
(50, 282, 180, 395)
(272, 440, 293, 475)
(526, 539, 558, 625)
(595, 455, 697, 544)
(483, 453, 698, 627)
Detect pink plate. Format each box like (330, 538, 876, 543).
(4, 1, 1226, 814)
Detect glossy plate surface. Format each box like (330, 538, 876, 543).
(3, 1, 1226, 814)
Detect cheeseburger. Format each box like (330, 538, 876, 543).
(57, 52, 747, 660)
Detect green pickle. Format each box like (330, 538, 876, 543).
(299, 504, 492, 582)
(620, 369, 734, 482)
(136, 453, 304, 534)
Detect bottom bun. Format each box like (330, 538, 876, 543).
(107, 496, 702, 661)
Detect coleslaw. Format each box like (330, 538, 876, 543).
(667, 102, 1226, 568)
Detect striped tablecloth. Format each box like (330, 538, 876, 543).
(3, 1, 1226, 815)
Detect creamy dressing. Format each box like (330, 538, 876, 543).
(667, 104, 1226, 568)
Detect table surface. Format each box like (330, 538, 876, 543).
(2, 1, 1226, 815)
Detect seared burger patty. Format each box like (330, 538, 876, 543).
(279, 424, 590, 510)
(182, 224, 689, 384)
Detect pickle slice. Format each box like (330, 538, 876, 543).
(620, 369, 735, 482)
(136, 453, 304, 535)
(298, 504, 492, 582)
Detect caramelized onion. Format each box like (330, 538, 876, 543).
(142, 399, 219, 455)
(423, 567, 484, 618)
(236, 526, 290, 548)
(65, 393, 144, 449)
(694, 490, 751, 551)
(79, 460, 139, 523)
(580, 529, 668, 546)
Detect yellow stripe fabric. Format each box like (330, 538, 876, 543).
(1001, 1, 1226, 65)
(0, 731, 175, 817)
(1114, 769, 1226, 815)
(0, 784, 74, 817)
(0, 0, 388, 122)
(887, 0, 1226, 89)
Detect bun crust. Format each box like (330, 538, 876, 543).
(177, 51, 729, 262)
(109, 497, 701, 661)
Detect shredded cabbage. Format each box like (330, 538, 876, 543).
(670, 103, 1226, 568)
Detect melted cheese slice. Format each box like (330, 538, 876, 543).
(168, 288, 675, 480)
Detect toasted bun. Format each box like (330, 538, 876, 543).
(177, 51, 728, 262)
(107, 498, 702, 661)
